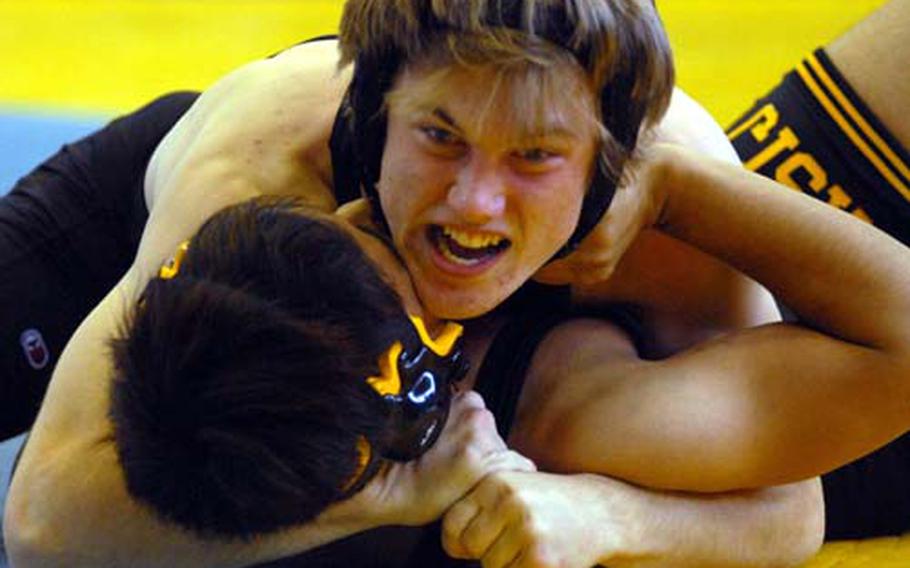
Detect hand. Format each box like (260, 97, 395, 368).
(335, 197, 374, 225)
(534, 149, 668, 287)
(441, 472, 633, 568)
(331, 391, 536, 529)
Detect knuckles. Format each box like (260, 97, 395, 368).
(522, 544, 565, 568)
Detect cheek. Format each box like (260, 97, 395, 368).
(514, 169, 588, 240)
(379, 140, 450, 232)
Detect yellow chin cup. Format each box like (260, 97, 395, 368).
(365, 316, 464, 397)
(159, 241, 190, 280)
(408, 316, 463, 357)
(367, 341, 404, 397)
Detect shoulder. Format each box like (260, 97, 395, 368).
(145, 40, 351, 212)
(139, 41, 350, 270)
(650, 87, 740, 164)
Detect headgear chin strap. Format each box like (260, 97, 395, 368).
(365, 316, 468, 461)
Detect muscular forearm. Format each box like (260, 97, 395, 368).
(441, 470, 822, 568)
(4, 444, 370, 568)
(660, 144, 910, 355)
(606, 477, 824, 568)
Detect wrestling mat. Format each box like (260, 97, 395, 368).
(0, 1, 907, 565)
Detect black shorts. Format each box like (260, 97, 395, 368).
(0, 92, 199, 440)
(730, 49, 910, 541)
(729, 48, 910, 245)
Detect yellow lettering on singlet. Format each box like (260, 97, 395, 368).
(852, 207, 873, 223)
(776, 152, 829, 192)
(728, 103, 780, 142)
(826, 184, 851, 209)
(827, 185, 873, 223)
(744, 126, 801, 171)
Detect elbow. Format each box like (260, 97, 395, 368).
(3, 453, 75, 568)
(4, 485, 65, 568)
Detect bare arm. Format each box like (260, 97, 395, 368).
(3, 269, 530, 568)
(442, 470, 823, 568)
(538, 87, 780, 357)
(514, 145, 910, 491)
(4, 272, 351, 568)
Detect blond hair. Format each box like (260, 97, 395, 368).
(385, 31, 605, 150)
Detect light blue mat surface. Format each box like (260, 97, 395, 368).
(0, 110, 106, 194)
(0, 434, 28, 568)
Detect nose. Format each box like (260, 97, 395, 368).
(447, 154, 506, 223)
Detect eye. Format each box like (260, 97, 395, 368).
(515, 148, 557, 163)
(420, 125, 462, 146)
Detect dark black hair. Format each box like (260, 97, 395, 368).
(109, 197, 413, 539)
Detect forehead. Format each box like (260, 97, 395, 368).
(386, 60, 601, 143)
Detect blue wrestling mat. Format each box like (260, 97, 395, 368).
(0, 435, 27, 568)
(0, 110, 106, 194)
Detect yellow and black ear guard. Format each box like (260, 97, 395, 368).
(339, 435, 382, 498)
(339, 317, 466, 496)
(158, 241, 190, 280)
(137, 241, 191, 309)
(365, 316, 468, 462)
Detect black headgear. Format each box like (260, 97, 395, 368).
(331, 2, 653, 258)
(366, 316, 468, 461)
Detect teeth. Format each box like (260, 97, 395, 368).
(442, 226, 503, 249)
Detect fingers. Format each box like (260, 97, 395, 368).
(449, 390, 488, 415)
(442, 477, 509, 562)
(442, 498, 483, 559)
(484, 449, 537, 474)
(481, 530, 524, 568)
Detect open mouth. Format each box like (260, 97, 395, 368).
(428, 225, 511, 267)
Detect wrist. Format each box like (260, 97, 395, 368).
(580, 474, 661, 567)
(316, 488, 386, 533)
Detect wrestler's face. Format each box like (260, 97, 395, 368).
(376, 63, 600, 319)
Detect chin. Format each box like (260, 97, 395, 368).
(422, 292, 502, 321)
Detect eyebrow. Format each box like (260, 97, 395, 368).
(431, 106, 580, 142)
(433, 108, 459, 130)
